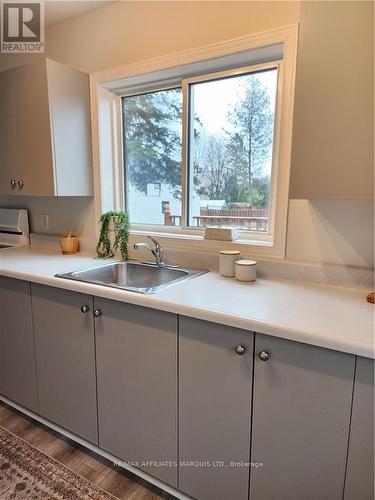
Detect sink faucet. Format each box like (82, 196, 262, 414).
(134, 236, 164, 266)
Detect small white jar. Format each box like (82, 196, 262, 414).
(235, 259, 257, 282)
(219, 250, 241, 277)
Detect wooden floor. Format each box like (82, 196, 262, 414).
(0, 401, 174, 500)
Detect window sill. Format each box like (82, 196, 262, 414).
(129, 228, 282, 260)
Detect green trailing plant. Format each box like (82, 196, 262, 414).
(96, 211, 130, 260)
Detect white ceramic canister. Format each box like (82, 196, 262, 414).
(235, 259, 257, 282)
(219, 250, 241, 277)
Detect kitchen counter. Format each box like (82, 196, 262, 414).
(0, 246, 373, 358)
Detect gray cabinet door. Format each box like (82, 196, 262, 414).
(179, 317, 254, 500)
(250, 334, 355, 500)
(12, 61, 54, 196)
(95, 298, 177, 487)
(344, 356, 374, 500)
(0, 277, 38, 411)
(31, 284, 97, 443)
(0, 70, 17, 194)
(46, 59, 92, 196)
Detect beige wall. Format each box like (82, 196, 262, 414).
(0, 53, 43, 72)
(290, 0, 374, 200)
(286, 200, 374, 268)
(0, 1, 373, 268)
(0, 196, 95, 243)
(45, 1, 300, 73)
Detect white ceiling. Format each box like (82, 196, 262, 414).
(45, 1, 111, 28)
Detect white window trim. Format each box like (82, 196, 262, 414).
(90, 24, 298, 259)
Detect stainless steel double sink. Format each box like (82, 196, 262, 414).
(56, 261, 206, 294)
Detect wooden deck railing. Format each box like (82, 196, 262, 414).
(200, 207, 269, 218)
(164, 207, 269, 231)
(193, 215, 268, 231)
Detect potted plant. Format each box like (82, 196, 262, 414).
(96, 211, 130, 260)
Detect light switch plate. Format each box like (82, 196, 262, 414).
(41, 213, 49, 230)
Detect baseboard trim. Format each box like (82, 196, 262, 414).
(0, 395, 190, 500)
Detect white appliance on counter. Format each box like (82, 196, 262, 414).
(0, 209, 30, 249)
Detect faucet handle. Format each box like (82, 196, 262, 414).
(148, 235, 161, 250)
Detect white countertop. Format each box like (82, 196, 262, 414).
(1, 246, 374, 359)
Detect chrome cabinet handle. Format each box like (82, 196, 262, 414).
(80, 305, 90, 313)
(18, 180, 24, 190)
(235, 345, 246, 355)
(93, 308, 102, 317)
(258, 351, 270, 361)
(10, 179, 17, 189)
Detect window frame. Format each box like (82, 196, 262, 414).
(90, 25, 298, 259)
(182, 61, 281, 242)
(122, 84, 183, 225)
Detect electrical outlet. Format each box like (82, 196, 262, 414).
(41, 213, 49, 230)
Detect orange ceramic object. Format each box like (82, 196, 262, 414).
(60, 232, 79, 255)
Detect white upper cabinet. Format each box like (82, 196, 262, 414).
(0, 58, 92, 196)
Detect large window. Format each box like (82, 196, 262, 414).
(94, 29, 298, 256)
(122, 64, 279, 236)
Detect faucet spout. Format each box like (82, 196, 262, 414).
(133, 237, 164, 266)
